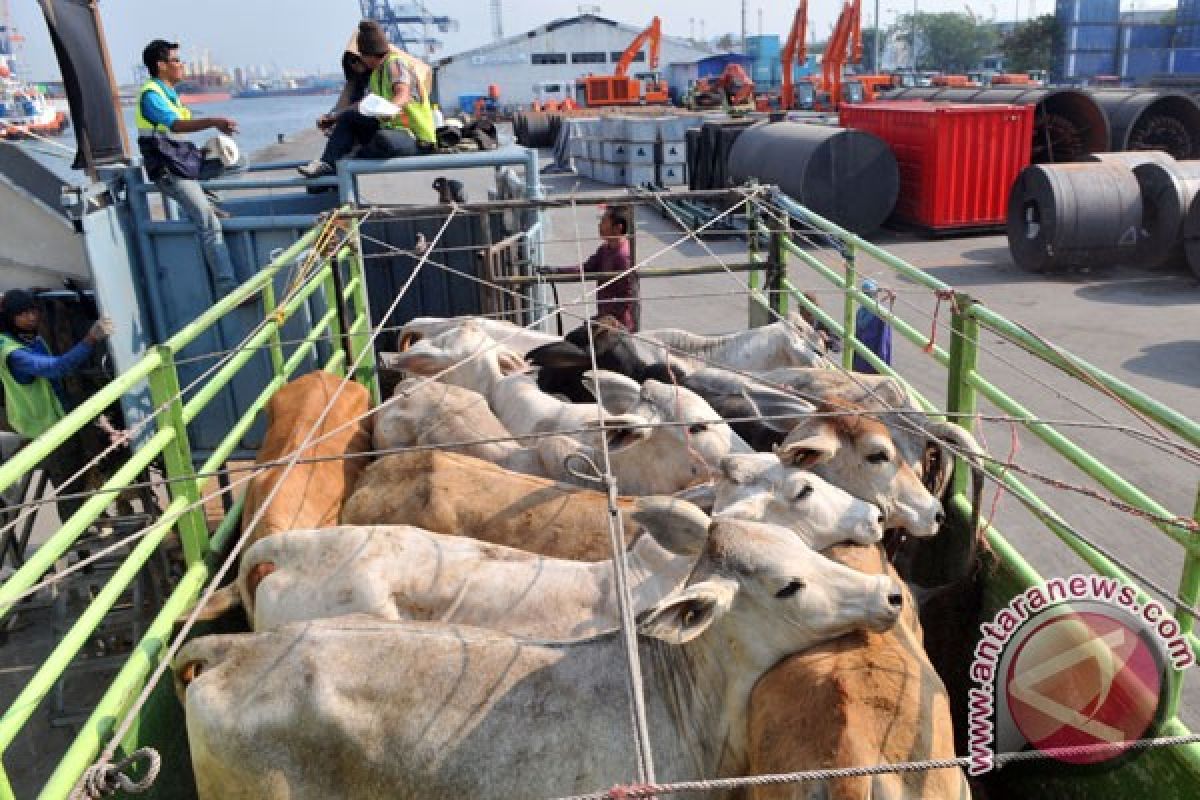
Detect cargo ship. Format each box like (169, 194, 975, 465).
(233, 78, 340, 99)
(175, 72, 233, 105)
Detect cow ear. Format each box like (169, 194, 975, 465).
(747, 388, 817, 434)
(719, 454, 770, 485)
(598, 413, 654, 452)
(636, 577, 737, 644)
(391, 350, 449, 376)
(630, 496, 711, 557)
(527, 341, 590, 369)
(583, 370, 642, 414)
(496, 349, 527, 375)
(774, 422, 838, 468)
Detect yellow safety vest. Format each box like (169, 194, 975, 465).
(369, 54, 436, 145)
(0, 335, 65, 440)
(135, 79, 192, 133)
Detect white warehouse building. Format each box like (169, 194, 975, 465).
(434, 14, 713, 112)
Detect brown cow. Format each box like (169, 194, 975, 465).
(340, 449, 643, 561)
(241, 370, 372, 543)
(747, 544, 969, 800)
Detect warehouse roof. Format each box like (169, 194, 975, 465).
(435, 13, 711, 67)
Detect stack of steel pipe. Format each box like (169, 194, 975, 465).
(1085, 90, 1200, 160)
(687, 118, 758, 191)
(884, 86, 1109, 163)
(726, 120, 899, 235)
(1007, 153, 1200, 276)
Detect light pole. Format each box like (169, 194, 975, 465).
(912, 0, 918, 72)
(873, 0, 880, 72)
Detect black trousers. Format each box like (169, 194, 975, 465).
(320, 110, 380, 165)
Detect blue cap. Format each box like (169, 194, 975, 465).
(861, 279, 878, 295)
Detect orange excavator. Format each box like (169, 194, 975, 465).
(780, 0, 809, 110)
(818, 0, 863, 110)
(687, 63, 756, 111)
(582, 16, 668, 106)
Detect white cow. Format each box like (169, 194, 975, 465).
(643, 312, 833, 371)
(391, 324, 753, 494)
(176, 516, 903, 800)
(396, 315, 561, 357)
(714, 453, 885, 545)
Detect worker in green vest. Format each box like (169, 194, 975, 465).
(136, 38, 244, 298)
(299, 20, 436, 178)
(0, 289, 116, 524)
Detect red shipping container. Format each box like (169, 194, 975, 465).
(839, 101, 1034, 232)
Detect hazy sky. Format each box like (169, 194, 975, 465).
(9, 0, 1143, 81)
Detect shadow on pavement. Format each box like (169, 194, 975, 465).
(1123, 341, 1200, 388)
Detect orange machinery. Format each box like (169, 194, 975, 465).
(581, 16, 667, 106)
(689, 63, 756, 110)
(817, 0, 862, 110)
(780, 0, 809, 110)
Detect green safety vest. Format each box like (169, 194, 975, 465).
(368, 53, 436, 144)
(134, 78, 192, 133)
(0, 335, 65, 440)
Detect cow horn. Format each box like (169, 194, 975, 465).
(925, 421, 987, 579)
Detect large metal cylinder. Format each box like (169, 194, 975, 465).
(727, 121, 898, 235)
(513, 112, 561, 148)
(1006, 163, 1142, 272)
(1083, 150, 1177, 167)
(1135, 160, 1200, 269)
(1183, 193, 1200, 278)
(884, 87, 1110, 163)
(690, 118, 758, 191)
(1086, 90, 1200, 159)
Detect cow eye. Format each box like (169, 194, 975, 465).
(775, 580, 805, 599)
(866, 451, 890, 464)
(688, 423, 708, 435)
(793, 485, 814, 502)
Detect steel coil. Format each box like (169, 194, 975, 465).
(1135, 160, 1200, 270)
(885, 87, 1109, 162)
(1183, 192, 1200, 278)
(513, 112, 562, 148)
(727, 121, 898, 235)
(1087, 89, 1200, 159)
(1084, 150, 1177, 167)
(1006, 163, 1142, 272)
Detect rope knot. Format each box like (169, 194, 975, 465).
(73, 748, 161, 799)
(923, 289, 960, 354)
(607, 783, 660, 799)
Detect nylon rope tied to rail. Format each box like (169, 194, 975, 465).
(68, 747, 160, 799)
(923, 288, 959, 354)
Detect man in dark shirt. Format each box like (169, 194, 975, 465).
(540, 207, 640, 332)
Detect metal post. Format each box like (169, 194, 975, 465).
(842, 243, 857, 371)
(146, 345, 208, 564)
(1167, 487, 1200, 717)
(946, 292, 980, 492)
(767, 222, 789, 318)
(323, 256, 349, 377)
(346, 227, 379, 403)
(260, 280, 285, 376)
(912, 0, 919, 71)
(874, 0, 882, 72)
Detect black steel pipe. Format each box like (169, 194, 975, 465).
(727, 121, 898, 235)
(1086, 89, 1200, 159)
(1135, 160, 1200, 270)
(884, 87, 1110, 163)
(1006, 163, 1142, 272)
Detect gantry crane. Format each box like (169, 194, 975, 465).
(581, 16, 667, 107)
(358, 0, 459, 57)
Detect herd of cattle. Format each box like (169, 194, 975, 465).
(175, 314, 986, 799)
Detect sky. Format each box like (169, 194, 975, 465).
(7, 0, 1159, 82)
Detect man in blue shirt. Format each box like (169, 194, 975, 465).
(136, 39, 244, 298)
(0, 289, 116, 524)
(852, 279, 893, 374)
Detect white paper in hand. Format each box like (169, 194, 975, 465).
(360, 93, 402, 119)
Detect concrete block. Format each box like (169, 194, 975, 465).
(657, 163, 687, 186)
(620, 164, 658, 187)
(655, 116, 690, 141)
(612, 140, 656, 164)
(656, 140, 687, 164)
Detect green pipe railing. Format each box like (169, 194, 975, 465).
(0, 211, 375, 800)
(764, 193, 1200, 723)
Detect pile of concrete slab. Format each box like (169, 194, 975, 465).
(569, 116, 692, 188)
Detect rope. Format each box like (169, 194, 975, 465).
(550, 733, 1200, 800)
(68, 747, 160, 799)
(922, 288, 958, 354)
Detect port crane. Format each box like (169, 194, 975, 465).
(358, 0, 459, 57)
(581, 16, 668, 107)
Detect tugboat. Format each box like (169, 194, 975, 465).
(0, 57, 69, 140)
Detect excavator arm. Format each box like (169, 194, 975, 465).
(780, 0, 808, 110)
(614, 16, 662, 77)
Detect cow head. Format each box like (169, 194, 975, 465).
(583, 370, 752, 494)
(389, 322, 526, 394)
(782, 311, 834, 367)
(713, 453, 885, 550)
(774, 404, 945, 538)
(637, 517, 902, 666)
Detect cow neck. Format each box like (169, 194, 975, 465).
(639, 620, 764, 780)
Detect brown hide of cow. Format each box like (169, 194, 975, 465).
(242, 372, 372, 544)
(340, 449, 641, 561)
(748, 545, 963, 800)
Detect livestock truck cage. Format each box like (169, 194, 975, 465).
(0, 151, 1197, 799)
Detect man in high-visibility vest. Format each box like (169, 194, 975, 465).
(136, 38, 243, 298)
(298, 20, 436, 178)
(0, 289, 116, 524)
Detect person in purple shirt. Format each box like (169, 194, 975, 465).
(539, 207, 640, 332)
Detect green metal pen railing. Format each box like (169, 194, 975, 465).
(0, 212, 375, 800)
(759, 192, 1200, 744)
